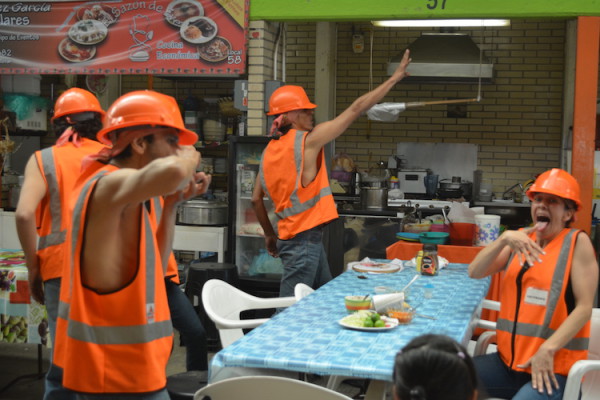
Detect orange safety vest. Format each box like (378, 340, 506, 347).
(55, 167, 173, 394)
(259, 129, 338, 240)
(496, 228, 590, 376)
(149, 196, 180, 283)
(34, 139, 105, 281)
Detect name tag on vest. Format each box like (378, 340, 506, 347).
(524, 287, 548, 306)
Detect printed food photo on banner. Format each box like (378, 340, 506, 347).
(0, 0, 248, 75)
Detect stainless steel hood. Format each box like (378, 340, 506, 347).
(388, 33, 494, 83)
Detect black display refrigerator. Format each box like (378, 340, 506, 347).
(226, 136, 282, 297)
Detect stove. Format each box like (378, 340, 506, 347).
(388, 198, 469, 210)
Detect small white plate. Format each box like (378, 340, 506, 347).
(164, 0, 204, 27)
(68, 19, 108, 45)
(338, 315, 399, 331)
(180, 16, 217, 44)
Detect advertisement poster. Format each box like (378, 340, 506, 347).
(0, 0, 248, 75)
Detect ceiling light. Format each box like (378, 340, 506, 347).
(372, 19, 510, 28)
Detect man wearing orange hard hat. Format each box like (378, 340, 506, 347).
(469, 168, 598, 399)
(51, 90, 211, 399)
(15, 87, 106, 398)
(252, 50, 412, 297)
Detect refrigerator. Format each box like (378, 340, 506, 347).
(227, 136, 282, 297)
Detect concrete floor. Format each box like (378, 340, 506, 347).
(0, 333, 365, 400)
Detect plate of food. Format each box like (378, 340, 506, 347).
(58, 38, 96, 63)
(338, 310, 399, 331)
(68, 19, 108, 45)
(76, 3, 117, 26)
(349, 261, 402, 274)
(164, 0, 204, 27)
(198, 36, 231, 63)
(180, 16, 217, 44)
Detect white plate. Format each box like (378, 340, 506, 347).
(68, 19, 108, 45)
(165, 0, 204, 27)
(338, 315, 399, 331)
(58, 38, 96, 63)
(349, 261, 401, 274)
(180, 16, 217, 44)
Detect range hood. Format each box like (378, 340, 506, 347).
(388, 33, 494, 83)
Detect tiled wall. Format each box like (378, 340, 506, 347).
(281, 19, 569, 196)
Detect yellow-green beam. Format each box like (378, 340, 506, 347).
(250, 0, 600, 21)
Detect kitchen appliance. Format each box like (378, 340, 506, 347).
(397, 169, 427, 194)
(361, 187, 388, 210)
(438, 177, 473, 200)
(177, 198, 228, 226)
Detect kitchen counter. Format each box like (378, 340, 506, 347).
(473, 201, 531, 208)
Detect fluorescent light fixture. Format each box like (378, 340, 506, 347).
(372, 19, 510, 27)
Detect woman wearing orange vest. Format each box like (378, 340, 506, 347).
(468, 169, 598, 399)
(252, 50, 411, 297)
(15, 88, 106, 398)
(52, 90, 210, 399)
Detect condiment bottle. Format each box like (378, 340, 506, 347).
(420, 243, 439, 276)
(415, 250, 424, 273)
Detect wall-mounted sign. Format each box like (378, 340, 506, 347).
(0, 0, 248, 75)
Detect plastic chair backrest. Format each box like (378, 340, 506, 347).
(581, 308, 600, 399)
(193, 376, 352, 400)
(201, 279, 296, 348)
(294, 283, 314, 301)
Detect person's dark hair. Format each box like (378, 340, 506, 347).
(393, 334, 477, 400)
(564, 198, 577, 228)
(52, 112, 103, 140)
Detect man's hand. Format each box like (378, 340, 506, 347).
(390, 49, 411, 82)
(28, 270, 44, 305)
(265, 234, 278, 258)
(164, 171, 212, 208)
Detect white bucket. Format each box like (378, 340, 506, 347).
(474, 214, 501, 246)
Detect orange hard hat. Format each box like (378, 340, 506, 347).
(96, 90, 197, 146)
(267, 85, 317, 115)
(52, 88, 105, 121)
(526, 168, 581, 210)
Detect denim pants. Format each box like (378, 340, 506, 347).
(474, 352, 569, 400)
(277, 225, 332, 298)
(166, 278, 209, 371)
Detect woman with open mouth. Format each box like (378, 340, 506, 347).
(468, 168, 598, 400)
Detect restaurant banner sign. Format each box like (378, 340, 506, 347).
(0, 0, 248, 75)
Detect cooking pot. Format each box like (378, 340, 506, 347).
(439, 179, 473, 199)
(361, 187, 388, 210)
(177, 199, 228, 226)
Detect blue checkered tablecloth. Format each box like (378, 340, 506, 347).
(209, 263, 491, 383)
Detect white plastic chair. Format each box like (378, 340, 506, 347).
(474, 307, 600, 400)
(201, 279, 296, 348)
(563, 308, 600, 400)
(193, 375, 352, 400)
(294, 282, 314, 301)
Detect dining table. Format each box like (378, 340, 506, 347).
(0, 248, 48, 394)
(208, 260, 491, 399)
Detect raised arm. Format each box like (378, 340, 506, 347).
(305, 49, 411, 152)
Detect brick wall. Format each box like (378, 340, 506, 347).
(282, 19, 568, 196)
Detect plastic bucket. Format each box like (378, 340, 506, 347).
(449, 222, 476, 246)
(475, 214, 501, 246)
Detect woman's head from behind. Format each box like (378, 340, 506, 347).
(393, 334, 477, 400)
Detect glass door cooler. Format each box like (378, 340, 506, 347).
(227, 136, 282, 296)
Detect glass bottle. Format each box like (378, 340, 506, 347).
(420, 243, 438, 276)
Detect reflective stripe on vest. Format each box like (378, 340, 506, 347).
(497, 229, 588, 351)
(259, 130, 332, 220)
(38, 148, 66, 250)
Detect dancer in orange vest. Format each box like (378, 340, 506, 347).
(469, 168, 598, 399)
(252, 50, 411, 297)
(52, 90, 210, 399)
(15, 88, 106, 398)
